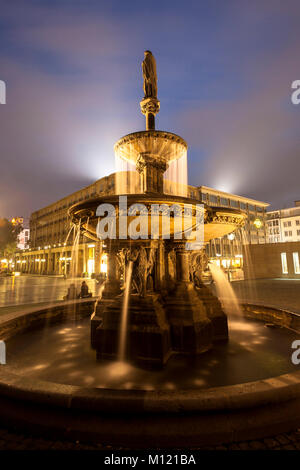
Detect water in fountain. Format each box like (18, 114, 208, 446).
(164, 151, 188, 197)
(239, 228, 258, 304)
(118, 260, 133, 362)
(114, 134, 188, 197)
(108, 261, 133, 378)
(114, 158, 140, 195)
(208, 262, 242, 317)
(70, 221, 81, 280)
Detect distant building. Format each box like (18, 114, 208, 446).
(17, 226, 30, 250)
(197, 186, 269, 280)
(9, 217, 30, 250)
(15, 174, 115, 276)
(243, 241, 300, 280)
(267, 201, 300, 243)
(242, 201, 300, 280)
(15, 176, 269, 277)
(198, 186, 269, 245)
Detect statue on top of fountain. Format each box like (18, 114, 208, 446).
(142, 50, 157, 99)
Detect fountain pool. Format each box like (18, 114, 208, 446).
(5, 313, 299, 390)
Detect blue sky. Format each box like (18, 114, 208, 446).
(0, 0, 300, 217)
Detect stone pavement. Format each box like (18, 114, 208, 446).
(0, 426, 300, 450)
(0, 274, 100, 309)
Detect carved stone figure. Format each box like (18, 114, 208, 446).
(190, 251, 208, 287)
(125, 247, 156, 297)
(142, 50, 157, 99)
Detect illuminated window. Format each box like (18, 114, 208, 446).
(88, 247, 95, 258)
(87, 259, 95, 275)
(100, 254, 107, 273)
(281, 253, 288, 274)
(293, 253, 300, 274)
(221, 259, 230, 268)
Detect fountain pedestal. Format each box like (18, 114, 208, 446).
(195, 284, 228, 342)
(164, 243, 214, 354)
(94, 293, 172, 368)
(136, 152, 166, 194)
(140, 97, 160, 131)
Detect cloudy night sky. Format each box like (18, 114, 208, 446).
(0, 0, 300, 218)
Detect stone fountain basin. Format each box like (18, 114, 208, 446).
(0, 300, 299, 447)
(114, 130, 187, 165)
(69, 194, 246, 243)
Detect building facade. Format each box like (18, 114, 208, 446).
(15, 176, 269, 277)
(267, 202, 300, 243)
(243, 241, 300, 279)
(17, 218, 30, 250)
(15, 174, 115, 276)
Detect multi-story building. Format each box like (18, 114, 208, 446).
(267, 201, 300, 243)
(15, 174, 115, 276)
(197, 186, 269, 278)
(15, 177, 269, 277)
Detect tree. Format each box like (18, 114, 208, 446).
(0, 218, 22, 258)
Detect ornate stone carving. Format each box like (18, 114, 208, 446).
(206, 210, 245, 227)
(114, 131, 187, 158)
(140, 97, 160, 116)
(123, 247, 157, 297)
(136, 152, 166, 174)
(190, 251, 208, 286)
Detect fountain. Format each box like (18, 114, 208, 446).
(2, 52, 300, 448)
(70, 51, 246, 368)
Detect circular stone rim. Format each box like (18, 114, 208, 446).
(0, 302, 300, 415)
(114, 130, 188, 154)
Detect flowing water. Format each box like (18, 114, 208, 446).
(115, 136, 188, 197)
(239, 228, 258, 303)
(208, 262, 241, 316)
(70, 221, 81, 279)
(118, 261, 133, 362)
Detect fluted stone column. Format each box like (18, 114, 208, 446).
(136, 152, 166, 194)
(174, 243, 190, 283)
(140, 97, 160, 131)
